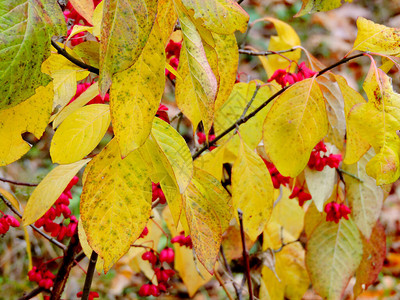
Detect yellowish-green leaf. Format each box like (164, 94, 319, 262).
(50, 104, 111, 164)
(73, 41, 100, 69)
(69, 0, 95, 24)
(334, 74, 370, 164)
(78, 219, 105, 273)
(99, 0, 158, 95)
(163, 206, 213, 296)
(351, 17, 400, 56)
(23, 159, 90, 225)
(306, 219, 363, 300)
(232, 139, 274, 241)
(181, 0, 248, 34)
(347, 64, 400, 184)
(0, 84, 53, 166)
(305, 164, 336, 211)
(215, 81, 276, 155)
(295, 0, 349, 17)
(111, 23, 165, 156)
(174, 0, 218, 133)
(253, 18, 300, 77)
(92, 0, 103, 38)
(52, 82, 99, 128)
(263, 78, 328, 177)
(183, 168, 231, 273)
(80, 139, 152, 272)
(0, 0, 66, 109)
(343, 149, 384, 238)
(0, 188, 21, 214)
(156, 0, 177, 45)
(304, 201, 324, 237)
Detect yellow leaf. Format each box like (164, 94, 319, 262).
(163, 207, 213, 297)
(111, 23, 165, 156)
(99, 0, 158, 95)
(215, 81, 276, 154)
(50, 104, 111, 164)
(69, 0, 95, 24)
(183, 168, 231, 273)
(253, 18, 301, 77)
(78, 219, 105, 273)
(52, 82, 100, 128)
(0, 84, 53, 166)
(80, 139, 152, 272)
(66, 25, 93, 44)
(23, 159, 90, 225)
(347, 64, 400, 184)
(306, 219, 363, 300)
(304, 201, 324, 237)
(92, 0, 103, 38)
(0, 188, 21, 213)
(295, 0, 346, 17)
(194, 144, 226, 181)
(73, 41, 100, 69)
(156, 0, 178, 45)
(174, 0, 218, 133)
(232, 139, 274, 241)
(263, 78, 328, 177)
(181, 0, 249, 34)
(351, 17, 400, 56)
(334, 74, 370, 164)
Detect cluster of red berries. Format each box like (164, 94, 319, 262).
(197, 132, 217, 150)
(152, 183, 166, 205)
(268, 62, 318, 88)
(165, 40, 182, 80)
(308, 141, 342, 171)
(77, 291, 100, 299)
(289, 186, 312, 207)
(171, 232, 193, 249)
(139, 247, 175, 297)
(262, 159, 291, 189)
(34, 177, 79, 242)
(68, 82, 110, 105)
(0, 213, 20, 235)
(63, 0, 102, 46)
(139, 226, 149, 239)
(28, 266, 56, 289)
(324, 202, 351, 223)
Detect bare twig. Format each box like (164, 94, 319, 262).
(51, 232, 81, 300)
(192, 53, 366, 159)
(81, 251, 98, 300)
(220, 246, 242, 300)
(0, 194, 67, 251)
(238, 210, 253, 300)
(51, 39, 100, 75)
(239, 48, 298, 56)
(18, 287, 48, 300)
(240, 84, 260, 120)
(215, 270, 235, 300)
(0, 177, 38, 187)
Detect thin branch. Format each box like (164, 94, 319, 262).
(240, 85, 260, 120)
(18, 287, 47, 300)
(192, 53, 366, 159)
(214, 270, 235, 300)
(51, 39, 100, 75)
(51, 232, 81, 300)
(0, 194, 67, 251)
(220, 245, 242, 300)
(0, 177, 38, 187)
(338, 168, 364, 183)
(239, 48, 298, 56)
(81, 251, 98, 300)
(238, 209, 253, 300)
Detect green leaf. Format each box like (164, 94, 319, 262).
(99, 0, 158, 95)
(0, 0, 66, 109)
(263, 78, 329, 177)
(295, 0, 348, 17)
(306, 219, 363, 300)
(80, 139, 152, 272)
(50, 104, 111, 164)
(183, 168, 231, 273)
(111, 23, 165, 157)
(23, 159, 90, 225)
(232, 139, 274, 241)
(343, 149, 384, 238)
(181, 0, 249, 34)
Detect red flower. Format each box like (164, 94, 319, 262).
(324, 202, 351, 223)
(156, 104, 169, 123)
(289, 186, 312, 206)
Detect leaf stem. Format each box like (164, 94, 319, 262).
(238, 209, 253, 300)
(81, 251, 98, 300)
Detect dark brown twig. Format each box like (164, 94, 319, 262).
(81, 251, 98, 300)
(51, 232, 81, 300)
(192, 53, 366, 159)
(238, 210, 253, 300)
(0, 194, 67, 251)
(0, 177, 38, 187)
(18, 287, 48, 300)
(238, 48, 298, 56)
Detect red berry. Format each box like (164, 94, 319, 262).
(142, 251, 158, 265)
(159, 248, 174, 264)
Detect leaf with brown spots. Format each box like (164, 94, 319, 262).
(183, 168, 231, 273)
(0, 0, 66, 109)
(80, 139, 152, 272)
(0, 84, 53, 166)
(111, 23, 165, 157)
(99, 0, 158, 95)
